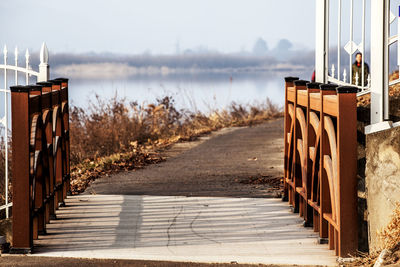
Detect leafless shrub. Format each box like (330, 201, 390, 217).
(70, 95, 282, 164)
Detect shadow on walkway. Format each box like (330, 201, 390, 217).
(34, 194, 337, 266)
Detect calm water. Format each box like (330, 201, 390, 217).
(0, 71, 311, 123)
(68, 71, 310, 113)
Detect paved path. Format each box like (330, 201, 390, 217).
(31, 119, 337, 266)
(83, 119, 284, 198)
(34, 195, 337, 266)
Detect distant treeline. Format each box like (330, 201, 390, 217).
(27, 45, 399, 74)
(27, 50, 315, 71)
(51, 53, 280, 69)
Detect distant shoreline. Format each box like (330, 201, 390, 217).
(54, 62, 312, 80)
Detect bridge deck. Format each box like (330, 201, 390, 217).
(33, 194, 337, 266)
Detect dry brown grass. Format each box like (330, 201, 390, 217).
(0, 94, 281, 211)
(349, 204, 400, 266)
(378, 203, 400, 251)
(69, 95, 282, 162)
(357, 70, 400, 107)
(69, 95, 282, 193)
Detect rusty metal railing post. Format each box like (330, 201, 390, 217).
(10, 85, 34, 253)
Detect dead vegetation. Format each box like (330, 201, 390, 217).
(69, 95, 282, 194)
(349, 204, 400, 266)
(357, 71, 400, 107)
(0, 95, 282, 217)
(374, 203, 400, 265)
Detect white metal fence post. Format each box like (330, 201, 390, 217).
(14, 47, 18, 84)
(38, 43, 49, 82)
(25, 49, 30, 85)
(366, 0, 392, 133)
(315, 0, 329, 83)
(337, 0, 342, 80)
(370, 0, 388, 124)
(349, 0, 354, 84)
(3, 45, 9, 218)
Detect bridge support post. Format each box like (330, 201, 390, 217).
(336, 88, 358, 256)
(9, 86, 33, 253)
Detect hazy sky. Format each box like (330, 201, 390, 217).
(0, 0, 315, 54)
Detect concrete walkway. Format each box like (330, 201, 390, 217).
(29, 120, 338, 266)
(83, 119, 285, 198)
(34, 194, 337, 266)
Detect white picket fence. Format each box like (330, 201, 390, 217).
(0, 43, 50, 218)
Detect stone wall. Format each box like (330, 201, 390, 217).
(366, 125, 400, 252)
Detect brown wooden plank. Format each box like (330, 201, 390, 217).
(336, 91, 358, 257)
(322, 95, 338, 116)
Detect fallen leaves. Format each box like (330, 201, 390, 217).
(378, 203, 400, 251)
(239, 175, 283, 190)
(70, 145, 165, 195)
(350, 203, 400, 266)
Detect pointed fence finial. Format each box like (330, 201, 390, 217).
(3, 45, 8, 59)
(14, 47, 18, 59)
(40, 42, 49, 65)
(331, 64, 336, 79)
(343, 69, 347, 83)
(25, 49, 30, 63)
(38, 42, 49, 82)
(14, 47, 19, 84)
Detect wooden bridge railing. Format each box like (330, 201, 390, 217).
(10, 78, 69, 253)
(283, 77, 358, 257)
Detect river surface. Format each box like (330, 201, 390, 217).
(0, 70, 311, 123)
(67, 71, 310, 113)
